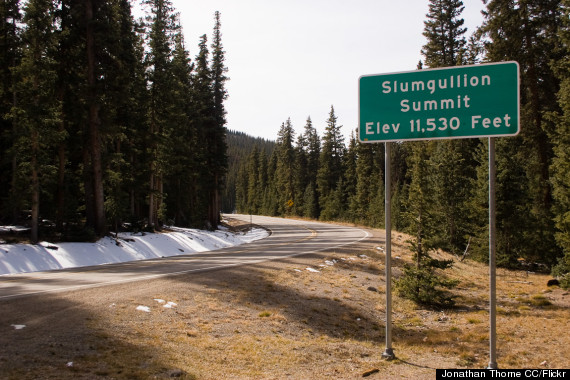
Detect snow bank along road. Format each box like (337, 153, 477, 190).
(0, 215, 371, 300)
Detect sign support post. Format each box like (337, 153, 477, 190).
(488, 137, 498, 369)
(382, 142, 395, 360)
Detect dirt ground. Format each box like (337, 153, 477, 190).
(0, 219, 568, 379)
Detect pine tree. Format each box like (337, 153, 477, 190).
(83, 0, 108, 236)
(101, 0, 148, 233)
(479, 0, 563, 266)
(11, 0, 61, 243)
(293, 131, 308, 216)
(208, 11, 229, 227)
(396, 141, 457, 307)
(369, 145, 386, 228)
(126, 13, 152, 226)
(396, 0, 471, 305)
(550, 0, 570, 287)
(405, 142, 438, 261)
(421, 0, 467, 68)
(0, 0, 21, 223)
(317, 106, 345, 219)
(164, 29, 195, 226)
(191, 34, 215, 226)
(421, 0, 479, 254)
(144, 0, 179, 228)
(51, 0, 86, 235)
(354, 139, 384, 226)
(429, 139, 479, 254)
(343, 132, 358, 221)
(275, 118, 296, 215)
(301, 117, 320, 218)
(262, 151, 279, 216)
(470, 139, 533, 266)
(53, 0, 151, 237)
(390, 143, 410, 231)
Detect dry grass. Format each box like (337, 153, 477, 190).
(0, 226, 568, 379)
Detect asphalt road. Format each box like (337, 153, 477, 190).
(0, 215, 371, 300)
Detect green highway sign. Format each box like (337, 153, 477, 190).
(359, 62, 520, 143)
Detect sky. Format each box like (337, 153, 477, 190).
(162, 0, 487, 141)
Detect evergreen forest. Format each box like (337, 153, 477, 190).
(0, 0, 228, 241)
(231, 0, 570, 289)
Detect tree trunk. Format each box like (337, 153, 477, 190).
(30, 130, 40, 244)
(417, 209, 423, 269)
(56, 114, 66, 231)
(158, 174, 163, 228)
(85, 0, 106, 236)
(83, 146, 95, 229)
(130, 152, 136, 217)
(149, 168, 155, 228)
(10, 132, 18, 224)
(10, 55, 18, 224)
(208, 175, 220, 229)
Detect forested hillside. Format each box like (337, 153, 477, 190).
(0, 0, 228, 241)
(233, 0, 570, 287)
(223, 130, 275, 213)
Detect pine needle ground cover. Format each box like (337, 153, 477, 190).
(0, 225, 568, 379)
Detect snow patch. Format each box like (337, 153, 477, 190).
(0, 225, 268, 275)
(136, 305, 151, 313)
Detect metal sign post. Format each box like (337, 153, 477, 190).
(488, 137, 498, 369)
(382, 142, 395, 360)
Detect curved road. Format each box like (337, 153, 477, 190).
(0, 215, 371, 300)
